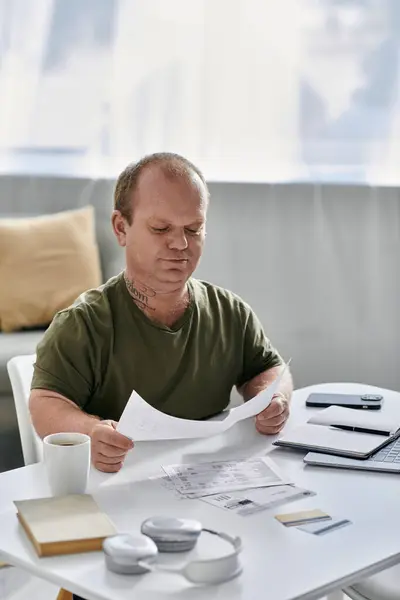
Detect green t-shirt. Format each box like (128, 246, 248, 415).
(31, 273, 282, 421)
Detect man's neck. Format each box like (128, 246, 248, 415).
(124, 271, 190, 325)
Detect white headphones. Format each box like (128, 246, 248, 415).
(103, 516, 243, 585)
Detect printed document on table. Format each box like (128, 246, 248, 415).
(117, 362, 289, 441)
(201, 485, 315, 516)
(162, 456, 292, 498)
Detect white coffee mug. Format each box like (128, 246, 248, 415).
(43, 432, 91, 496)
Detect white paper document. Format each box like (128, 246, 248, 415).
(162, 456, 291, 498)
(117, 364, 288, 442)
(201, 485, 315, 516)
(308, 405, 400, 435)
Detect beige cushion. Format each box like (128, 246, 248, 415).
(0, 206, 102, 332)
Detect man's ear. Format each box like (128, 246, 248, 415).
(111, 210, 127, 247)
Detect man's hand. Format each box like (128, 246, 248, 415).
(90, 420, 134, 472)
(255, 393, 290, 435)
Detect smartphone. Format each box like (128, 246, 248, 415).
(305, 393, 383, 410)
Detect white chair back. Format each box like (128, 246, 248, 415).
(7, 355, 43, 465)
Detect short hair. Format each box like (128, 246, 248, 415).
(113, 152, 208, 224)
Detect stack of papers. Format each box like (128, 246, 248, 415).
(161, 456, 291, 499)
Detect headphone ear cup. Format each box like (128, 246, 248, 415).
(141, 517, 202, 553)
(148, 537, 197, 552)
(103, 534, 158, 575)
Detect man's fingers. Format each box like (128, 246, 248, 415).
(256, 422, 284, 435)
(96, 440, 129, 458)
(99, 429, 133, 450)
(258, 398, 286, 420)
(94, 460, 123, 473)
(90, 421, 134, 473)
(94, 452, 127, 465)
(93, 424, 133, 451)
(256, 415, 286, 435)
(256, 412, 286, 428)
(255, 396, 290, 435)
(256, 411, 287, 432)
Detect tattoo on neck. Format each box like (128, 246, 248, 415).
(124, 274, 156, 311)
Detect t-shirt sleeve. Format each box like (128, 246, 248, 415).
(236, 306, 283, 388)
(31, 309, 97, 409)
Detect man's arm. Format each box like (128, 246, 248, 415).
(30, 389, 133, 472)
(238, 363, 293, 402)
(233, 298, 293, 435)
(238, 363, 293, 435)
(29, 310, 133, 472)
(29, 389, 101, 439)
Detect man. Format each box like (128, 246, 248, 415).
(30, 152, 293, 474)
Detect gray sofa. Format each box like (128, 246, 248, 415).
(0, 175, 124, 472)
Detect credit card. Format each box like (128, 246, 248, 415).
(298, 517, 351, 535)
(275, 508, 331, 527)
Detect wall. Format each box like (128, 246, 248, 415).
(203, 183, 400, 391)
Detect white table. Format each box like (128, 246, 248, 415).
(1, 382, 400, 600)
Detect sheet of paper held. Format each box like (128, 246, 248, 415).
(117, 362, 289, 441)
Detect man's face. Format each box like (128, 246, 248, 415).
(115, 168, 207, 290)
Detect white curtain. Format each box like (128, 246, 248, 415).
(0, 0, 399, 183)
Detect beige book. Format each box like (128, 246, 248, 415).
(14, 494, 117, 557)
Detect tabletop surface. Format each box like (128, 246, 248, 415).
(1, 382, 400, 600)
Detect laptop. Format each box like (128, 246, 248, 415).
(304, 436, 400, 473)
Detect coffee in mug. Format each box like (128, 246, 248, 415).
(49, 441, 79, 446)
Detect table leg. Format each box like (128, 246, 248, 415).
(57, 590, 73, 600)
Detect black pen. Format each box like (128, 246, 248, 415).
(331, 424, 390, 437)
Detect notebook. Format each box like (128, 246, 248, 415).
(14, 494, 117, 557)
(308, 405, 400, 435)
(273, 405, 400, 459)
